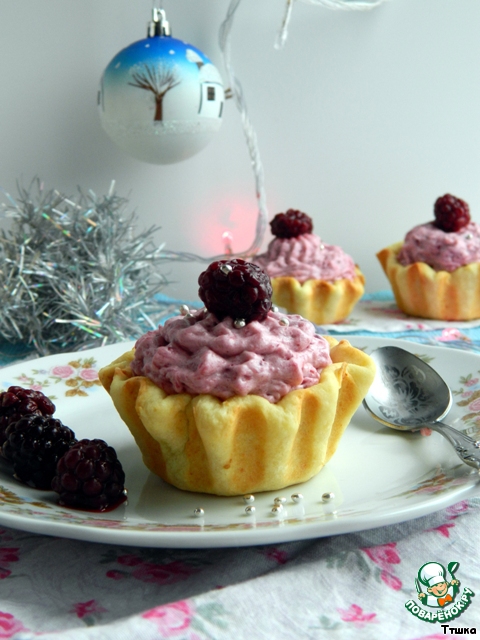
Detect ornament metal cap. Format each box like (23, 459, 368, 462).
(148, 8, 171, 37)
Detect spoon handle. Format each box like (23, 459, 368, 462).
(427, 422, 480, 469)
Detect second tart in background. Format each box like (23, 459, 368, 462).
(253, 209, 365, 325)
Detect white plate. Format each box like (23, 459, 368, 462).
(0, 337, 479, 548)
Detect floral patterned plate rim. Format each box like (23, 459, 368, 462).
(0, 337, 479, 548)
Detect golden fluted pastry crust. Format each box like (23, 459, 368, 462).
(377, 242, 480, 320)
(270, 267, 365, 325)
(99, 337, 375, 496)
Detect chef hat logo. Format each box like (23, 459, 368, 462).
(418, 562, 446, 588)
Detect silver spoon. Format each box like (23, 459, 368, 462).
(363, 346, 480, 469)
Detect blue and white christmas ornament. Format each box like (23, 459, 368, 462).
(98, 9, 225, 164)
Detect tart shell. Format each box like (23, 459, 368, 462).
(270, 267, 365, 325)
(377, 242, 480, 321)
(98, 337, 375, 496)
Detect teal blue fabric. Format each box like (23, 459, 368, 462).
(2, 290, 480, 366)
(325, 290, 480, 352)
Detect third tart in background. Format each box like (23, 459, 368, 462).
(377, 194, 480, 320)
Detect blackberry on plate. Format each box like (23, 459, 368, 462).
(2, 414, 76, 489)
(198, 259, 273, 323)
(51, 439, 126, 511)
(434, 194, 471, 232)
(270, 209, 313, 239)
(0, 386, 55, 451)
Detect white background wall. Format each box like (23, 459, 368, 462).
(1, 0, 480, 302)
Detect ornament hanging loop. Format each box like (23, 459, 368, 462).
(147, 8, 171, 37)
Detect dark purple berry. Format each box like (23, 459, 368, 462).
(2, 414, 76, 489)
(270, 209, 313, 239)
(198, 259, 273, 323)
(0, 386, 55, 452)
(434, 194, 471, 232)
(51, 439, 125, 511)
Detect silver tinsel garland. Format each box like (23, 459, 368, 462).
(0, 179, 179, 356)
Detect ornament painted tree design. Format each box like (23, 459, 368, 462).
(129, 63, 180, 121)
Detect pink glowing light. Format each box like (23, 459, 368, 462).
(222, 230, 233, 255)
(189, 196, 258, 256)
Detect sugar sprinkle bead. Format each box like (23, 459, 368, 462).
(291, 493, 303, 503)
(179, 304, 190, 316)
(220, 263, 233, 275)
(234, 318, 246, 329)
(243, 494, 255, 504)
(271, 505, 283, 515)
(321, 492, 335, 503)
(193, 508, 205, 517)
(245, 505, 256, 515)
(272, 305, 279, 313)
(279, 317, 289, 327)
(466, 233, 473, 240)
(274, 496, 286, 505)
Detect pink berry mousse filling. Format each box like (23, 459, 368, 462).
(397, 221, 480, 272)
(254, 233, 357, 283)
(131, 309, 332, 404)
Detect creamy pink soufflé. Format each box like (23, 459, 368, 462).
(397, 221, 480, 272)
(254, 233, 357, 283)
(131, 308, 332, 404)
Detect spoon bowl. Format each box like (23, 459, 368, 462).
(363, 346, 480, 469)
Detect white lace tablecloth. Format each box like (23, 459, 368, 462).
(1, 293, 479, 640)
